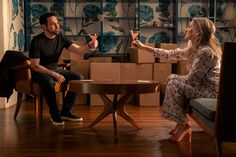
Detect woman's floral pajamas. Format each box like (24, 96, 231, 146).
(154, 46, 220, 124)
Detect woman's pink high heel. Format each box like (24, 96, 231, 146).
(169, 123, 181, 135)
(168, 123, 192, 143)
(169, 127, 178, 135)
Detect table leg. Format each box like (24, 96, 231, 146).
(89, 93, 141, 141)
(117, 94, 142, 130)
(88, 94, 113, 127)
(112, 94, 118, 142)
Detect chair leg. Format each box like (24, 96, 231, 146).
(215, 137, 223, 157)
(39, 95, 43, 119)
(35, 95, 43, 120)
(14, 92, 23, 119)
(35, 95, 39, 116)
(34, 95, 43, 120)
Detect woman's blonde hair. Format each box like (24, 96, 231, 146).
(189, 18, 222, 61)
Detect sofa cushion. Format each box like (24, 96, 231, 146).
(189, 98, 217, 122)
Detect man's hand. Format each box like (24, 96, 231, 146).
(52, 72, 65, 84)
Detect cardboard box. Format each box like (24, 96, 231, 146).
(90, 94, 115, 106)
(153, 63, 172, 82)
(156, 43, 178, 50)
(70, 54, 90, 79)
(90, 62, 137, 80)
(128, 47, 155, 63)
(90, 63, 120, 80)
(90, 63, 136, 106)
(136, 63, 153, 80)
(89, 63, 121, 106)
(156, 58, 178, 64)
(89, 57, 112, 63)
(88, 63, 152, 106)
(120, 63, 136, 80)
(135, 92, 160, 106)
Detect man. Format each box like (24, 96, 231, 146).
(29, 12, 98, 126)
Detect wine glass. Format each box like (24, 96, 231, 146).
(88, 33, 98, 50)
(88, 33, 98, 42)
(130, 30, 139, 47)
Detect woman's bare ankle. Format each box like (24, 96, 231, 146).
(185, 121, 191, 128)
(178, 122, 191, 131)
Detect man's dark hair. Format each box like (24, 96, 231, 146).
(39, 12, 57, 25)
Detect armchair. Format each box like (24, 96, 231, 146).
(187, 42, 236, 157)
(11, 60, 69, 119)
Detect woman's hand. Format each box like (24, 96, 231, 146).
(132, 40, 145, 49)
(88, 40, 98, 49)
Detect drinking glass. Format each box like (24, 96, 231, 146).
(88, 33, 98, 42)
(130, 30, 139, 47)
(88, 33, 98, 50)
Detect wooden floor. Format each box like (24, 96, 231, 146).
(0, 98, 236, 157)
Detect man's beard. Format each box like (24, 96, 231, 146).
(46, 28, 60, 35)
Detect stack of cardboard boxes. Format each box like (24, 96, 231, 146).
(59, 42, 188, 107)
(90, 62, 138, 105)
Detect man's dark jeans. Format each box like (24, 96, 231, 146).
(32, 65, 84, 117)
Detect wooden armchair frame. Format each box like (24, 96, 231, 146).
(11, 60, 69, 119)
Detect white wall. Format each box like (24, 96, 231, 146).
(0, 0, 24, 108)
(0, 0, 7, 59)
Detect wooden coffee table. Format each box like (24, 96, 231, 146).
(69, 79, 159, 142)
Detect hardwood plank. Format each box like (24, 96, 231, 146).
(0, 98, 235, 157)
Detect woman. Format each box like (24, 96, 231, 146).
(132, 18, 222, 142)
